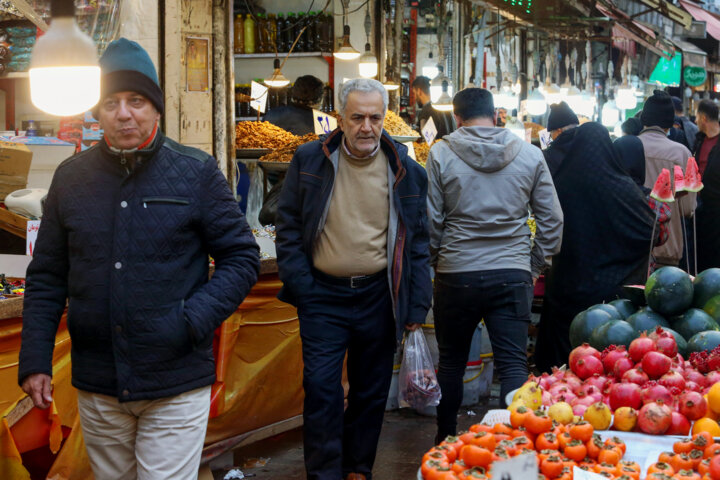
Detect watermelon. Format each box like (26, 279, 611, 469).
(622, 285, 647, 307)
(671, 308, 720, 340)
(687, 330, 720, 353)
(609, 299, 636, 320)
(588, 303, 623, 320)
(703, 295, 720, 325)
(589, 319, 638, 351)
(645, 266, 694, 316)
(569, 309, 613, 349)
(674, 165, 686, 192)
(650, 168, 675, 203)
(684, 156, 704, 193)
(627, 308, 670, 334)
(693, 268, 720, 308)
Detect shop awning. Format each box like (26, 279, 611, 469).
(679, 0, 720, 41)
(634, 0, 693, 29)
(673, 38, 707, 68)
(597, 3, 674, 60)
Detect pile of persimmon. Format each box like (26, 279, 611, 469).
(644, 432, 720, 480)
(420, 410, 640, 480)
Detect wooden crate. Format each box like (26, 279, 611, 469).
(0, 207, 27, 239)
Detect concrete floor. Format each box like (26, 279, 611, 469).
(213, 388, 502, 480)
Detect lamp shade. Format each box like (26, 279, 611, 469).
(601, 100, 620, 127)
(333, 25, 361, 60)
(264, 58, 290, 88)
(358, 43, 378, 78)
(30, 16, 100, 116)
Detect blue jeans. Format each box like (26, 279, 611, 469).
(433, 269, 532, 438)
(298, 272, 395, 480)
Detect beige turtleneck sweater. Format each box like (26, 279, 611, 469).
(312, 141, 389, 277)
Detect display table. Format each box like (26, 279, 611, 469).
(0, 259, 303, 479)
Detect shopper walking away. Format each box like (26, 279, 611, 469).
(638, 90, 696, 269)
(412, 75, 456, 139)
(669, 96, 699, 150)
(542, 101, 580, 176)
(263, 74, 324, 135)
(275, 78, 432, 480)
(18, 38, 260, 480)
(426, 88, 563, 439)
(535, 122, 656, 374)
(694, 99, 720, 270)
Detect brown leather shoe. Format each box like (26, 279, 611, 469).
(346, 474, 367, 480)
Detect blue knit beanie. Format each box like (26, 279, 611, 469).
(97, 38, 164, 114)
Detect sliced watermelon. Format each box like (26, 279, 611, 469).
(674, 165, 686, 192)
(650, 168, 675, 203)
(684, 156, 704, 192)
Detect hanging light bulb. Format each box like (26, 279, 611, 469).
(494, 79, 518, 111)
(602, 99, 620, 127)
(30, 0, 100, 116)
(422, 51, 439, 79)
(432, 81, 453, 112)
(544, 83, 562, 105)
(564, 85, 582, 112)
(264, 58, 290, 88)
(615, 85, 637, 110)
(334, 24, 361, 60)
(431, 65, 453, 103)
(575, 90, 596, 118)
(527, 88, 547, 116)
(383, 80, 399, 91)
(358, 43, 378, 78)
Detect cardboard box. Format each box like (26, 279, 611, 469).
(0, 141, 32, 200)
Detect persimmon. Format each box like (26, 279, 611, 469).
(557, 432, 572, 451)
(563, 440, 587, 462)
(441, 436, 465, 457)
(672, 453, 695, 472)
(585, 435, 603, 459)
(459, 445, 492, 469)
(468, 432, 496, 451)
(536, 433, 560, 451)
(593, 462, 617, 475)
(569, 421, 594, 443)
(540, 455, 564, 479)
(510, 405, 530, 428)
(604, 436, 627, 455)
(423, 449, 450, 465)
(597, 446, 622, 466)
(457, 467, 487, 480)
(451, 459, 468, 475)
(492, 423, 513, 436)
(675, 438, 695, 454)
(513, 435, 534, 451)
(646, 462, 674, 476)
(675, 469, 702, 480)
(658, 451, 676, 465)
(469, 423, 494, 434)
(614, 465, 640, 480)
(699, 458, 711, 477)
(705, 443, 720, 458)
(690, 449, 705, 470)
(709, 455, 720, 480)
(693, 431, 714, 447)
(421, 459, 450, 479)
(526, 410, 553, 435)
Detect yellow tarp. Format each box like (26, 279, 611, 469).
(0, 274, 303, 479)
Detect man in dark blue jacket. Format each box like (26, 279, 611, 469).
(275, 78, 432, 480)
(18, 38, 259, 479)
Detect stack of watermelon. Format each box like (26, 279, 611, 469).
(569, 267, 720, 356)
(650, 156, 703, 203)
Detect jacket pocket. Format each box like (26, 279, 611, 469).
(131, 300, 193, 362)
(141, 196, 191, 207)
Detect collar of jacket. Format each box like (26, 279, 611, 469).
(639, 126, 668, 137)
(100, 128, 165, 167)
(321, 128, 406, 189)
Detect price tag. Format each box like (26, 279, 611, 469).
(250, 81, 268, 114)
(422, 117, 438, 145)
(489, 452, 538, 480)
(573, 466, 607, 480)
(403, 141, 416, 160)
(539, 129, 552, 149)
(26, 220, 40, 256)
(313, 109, 338, 135)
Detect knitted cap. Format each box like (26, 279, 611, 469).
(547, 101, 579, 131)
(641, 90, 674, 129)
(97, 38, 164, 114)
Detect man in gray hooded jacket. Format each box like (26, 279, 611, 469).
(426, 88, 563, 441)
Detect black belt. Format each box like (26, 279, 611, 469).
(312, 267, 386, 289)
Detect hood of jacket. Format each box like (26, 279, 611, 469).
(443, 125, 524, 172)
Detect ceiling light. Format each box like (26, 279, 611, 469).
(383, 82, 400, 91)
(601, 100, 620, 127)
(433, 81, 453, 111)
(527, 88, 547, 116)
(358, 43, 378, 78)
(30, 0, 100, 116)
(430, 66, 453, 103)
(333, 25, 361, 60)
(264, 58, 290, 88)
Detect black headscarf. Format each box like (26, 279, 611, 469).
(536, 122, 656, 372)
(542, 127, 576, 177)
(614, 135, 647, 193)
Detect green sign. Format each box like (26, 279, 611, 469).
(684, 66, 707, 87)
(649, 52, 682, 87)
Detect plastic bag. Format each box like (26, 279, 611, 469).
(398, 329, 441, 409)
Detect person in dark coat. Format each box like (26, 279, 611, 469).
(18, 38, 260, 478)
(535, 122, 656, 373)
(670, 96, 699, 150)
(412, 75, 456, 138)
(542, 101, 579, 176)
(694, 99, 720, 270)
(263, 74, 324, 135)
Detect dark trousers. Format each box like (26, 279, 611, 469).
(298, 271, 396, 480)
(434, 269, 532, 438)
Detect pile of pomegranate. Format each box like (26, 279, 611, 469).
(529, 327, 719, 436)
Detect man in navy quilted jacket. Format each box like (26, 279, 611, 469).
(18, 38, 260, 479)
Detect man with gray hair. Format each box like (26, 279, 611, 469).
(276, 78, 432, 480)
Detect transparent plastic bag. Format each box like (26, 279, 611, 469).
(398, 329, 441, 409)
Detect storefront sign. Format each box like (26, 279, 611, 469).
(422, 117, 437, 145)
(684, 66, 707, 87)
(26, 220, 40, 256)
(312, 109, 337, 135)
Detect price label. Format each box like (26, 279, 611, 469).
(573, 466, 607, 480)
(250, 81, 268, 114)
(313, 109, 338, 135)
(26, 220, 40, 256)
(490, 452, 538, 480)
(539, 129, 552, 149)
(422, 117, 438, 145)
(403, 141, 416, 160)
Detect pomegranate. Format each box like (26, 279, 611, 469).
(637, 401, 672, 434)
(685, 381, 702, 393)
(684, 370, 707, 388)
(562, 373, 582, 391)
(641, 382, 673, 405)
(649, 327, 678, 358)
(658, 371, 685, 391)
(548, 383, 570, 396)
(583, 374, 608, 391)
(622, 367, 649, 386)
(706, 371, 720, 385)
(572, 393, 597, 408)
(642, 351, 672, 379)
(613, 357, 634, 379)
(629, 333, 656, 363)
(608, 382, 642, 411)
(577, 384, 603, 402)
(556, 391, 578, 405)
(573, 403, 589, 416)
(665, 411, 691, 435)
(678, 390, 708, 420)
(601, 346, 629, 375)
(569, 343, 601, 371)
(538, 372, 562, 390)
(573, 356, 604, 380)
(542, 390, 552, 406)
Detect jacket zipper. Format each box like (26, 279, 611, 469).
(141, 197, 191, 208)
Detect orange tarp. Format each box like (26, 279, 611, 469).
(0, 273, 303, 479)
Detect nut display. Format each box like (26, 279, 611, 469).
(258, 133, 319, 163)
(384, 110, 419, 137)
(235, 121, 298, 149)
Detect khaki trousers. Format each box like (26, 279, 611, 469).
(77, 386, 211, 480)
